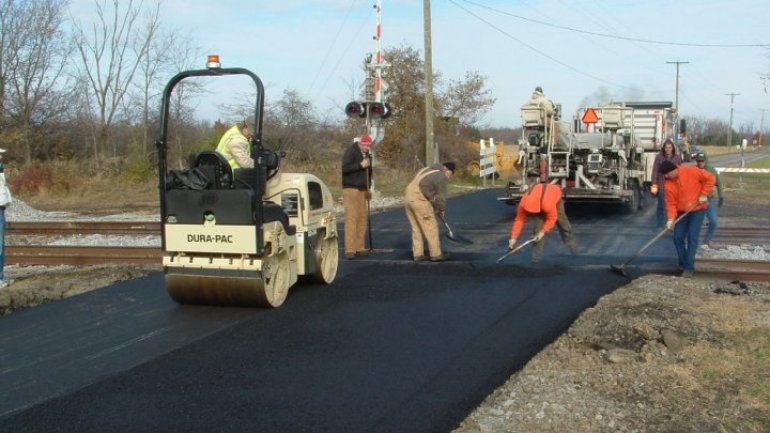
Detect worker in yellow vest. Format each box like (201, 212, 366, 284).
(215, 120, 254, 169)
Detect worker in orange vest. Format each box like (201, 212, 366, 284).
(508, 179, 576, 263)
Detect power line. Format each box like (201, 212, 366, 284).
(446, 0, 629, 89)
(459, 0, 768, 48)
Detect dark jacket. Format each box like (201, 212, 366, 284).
(418, 163, 449, 212)
(341, 142, 372, 190)
(651, 153, 682, 187)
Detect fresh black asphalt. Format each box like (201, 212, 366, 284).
(0, 187, 680, 432)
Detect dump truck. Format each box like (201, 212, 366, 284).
(156, 56, 339, 308)
(500, 100, 675, 213)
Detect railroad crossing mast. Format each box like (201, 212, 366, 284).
(344, 0, 392, 190)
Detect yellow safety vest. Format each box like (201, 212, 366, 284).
(215, 125, 251, 169)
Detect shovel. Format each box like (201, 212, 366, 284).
(438, 214, 474, 244)
(609, 206, 695, 277)
(496, 237, 537, 264)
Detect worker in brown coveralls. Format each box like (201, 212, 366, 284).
(404, 162, 455, 262)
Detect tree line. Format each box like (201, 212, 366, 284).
(0, 0, 755, 189)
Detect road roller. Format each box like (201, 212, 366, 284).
(155, 56, 339, 308)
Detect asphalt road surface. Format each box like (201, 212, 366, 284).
(0, 188, 679, 432)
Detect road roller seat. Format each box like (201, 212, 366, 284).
(194, 151, 233, 189)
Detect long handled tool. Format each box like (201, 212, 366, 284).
(496, 237, 537, 264)
(365, 164, 373, 251)
(609, 207, 695, 277)
(437, 214, 473, 244)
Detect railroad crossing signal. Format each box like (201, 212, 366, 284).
(344, 101, 391, 119)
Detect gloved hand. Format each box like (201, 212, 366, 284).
(718, 197, 724, 208)
(365, 190, 372, 201)
(437, 210, 446, 220)
(508, 238, 517, 251)
(650, 184, 658, 196)
(534, 231, 545, 241)
(360, 158, 371, 169)
(698, 194, 707, 203)
(665, 219, 674, 230)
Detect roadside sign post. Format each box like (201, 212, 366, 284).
(479, 138, 497, 187)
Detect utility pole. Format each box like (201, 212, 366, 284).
(760, 108, 767, 149)
(666, 60, 688, 150)
(423, 0, 436, 166)
(726, 93, 739, 147)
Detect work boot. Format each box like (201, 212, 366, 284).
(680, 270, 693, 278)
(356, 250, 370, 257)
(430, 254, 449, 262)
(531, 255, 542, 263)
(413, 255, 427, 263)
(345, 252, 356, 260)
(568, 242, 578, 256)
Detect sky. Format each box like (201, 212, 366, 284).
(68, 0, 770, 133)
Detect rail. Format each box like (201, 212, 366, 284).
(7, 246, 162, 265)
(8, 221, 159, 236)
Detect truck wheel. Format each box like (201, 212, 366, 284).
(313, 233, 339, 284)
(260, 251, 291, 307)
(624, 183, 641, 214)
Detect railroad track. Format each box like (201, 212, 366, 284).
(696, 259, 770, 282)
(7, 222, 770, 242)
(5, 222, 769, 281)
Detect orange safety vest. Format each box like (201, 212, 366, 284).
(510, 183, 562, 239)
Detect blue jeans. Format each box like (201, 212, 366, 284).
(655, 187, 667, 228)
(673, 209, 707, 273)
(703, 197, 718, 244)
(0, 208, 5, 280)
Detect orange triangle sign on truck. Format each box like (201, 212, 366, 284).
(582, 108, 599, 124)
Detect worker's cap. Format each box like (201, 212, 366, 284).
(443, 161, 457, 173)
(660, 160, 678, 174)
(535, 86, 543, 92)
(695, 152, 707, 161)
(359, 134, 373, 147)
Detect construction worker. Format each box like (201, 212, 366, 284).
(405, 162, 455, 262)
(526, 86, 555, 119)
(659, 159, 716, 278)
(694, 152, 724, 247)
(215, 120, 255, 169)
(508, 180, 576, 263)
(341, 134, 373, 260)
(0, 148, 12, 288)
(650, 138, 682, 228)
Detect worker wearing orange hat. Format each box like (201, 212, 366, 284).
(341, 134, 374, 259)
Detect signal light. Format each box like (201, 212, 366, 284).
(206, 54, 221, 69)
(345, 101, 366, 118)
(368, 102, 391, 119)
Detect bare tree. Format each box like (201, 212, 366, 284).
(2, 0, 71, 162)
(439, 71, 496, 125)
(72, 0, 160, 165)
(130, 27, 200, 160)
